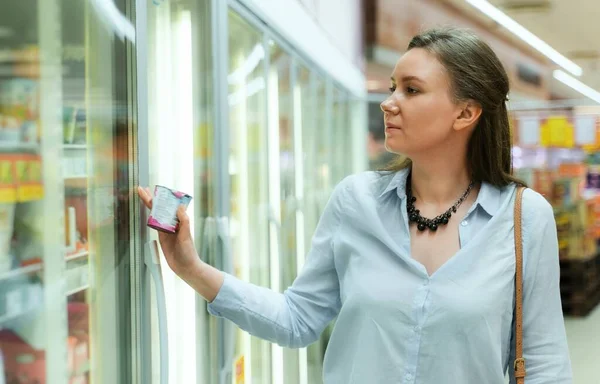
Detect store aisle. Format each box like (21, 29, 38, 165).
(565, 306, 600, 384)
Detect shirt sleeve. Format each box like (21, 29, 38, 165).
(508, 189, 573, 383)
(206, 175, 351, 348)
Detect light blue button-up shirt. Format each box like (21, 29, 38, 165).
(208, 169, 573, 383)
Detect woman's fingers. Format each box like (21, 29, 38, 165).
(137, 186, 153, 209)
(176, 205, 190, 232)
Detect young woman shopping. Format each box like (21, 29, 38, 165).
(138, 28, 572, 383)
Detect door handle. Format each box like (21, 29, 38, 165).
(200, 217, 216, 264)
(144, 240, 169, 384)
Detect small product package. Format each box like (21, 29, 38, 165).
(147, 186, 192, 233)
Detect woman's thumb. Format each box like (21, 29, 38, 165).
(177, 205, 190, 230)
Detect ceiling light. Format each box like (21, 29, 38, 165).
(465, 0, 582, 77)
(553, 70, 600, 104)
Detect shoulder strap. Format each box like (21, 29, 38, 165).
(514, 186, 526, 383)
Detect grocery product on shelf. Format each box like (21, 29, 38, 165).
(512, 110, 600, 316)
(67, 302, 90, 380)
(0, 330, 45, 383)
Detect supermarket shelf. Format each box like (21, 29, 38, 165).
(64, 176, 88, 189)
(63, 144, 88, 150)
(0, 282, 44, 326)
(66, 257, 89, 296)
(0, 142, 40, 152)
(66, 283, 89, 297)
(65, 250, 89, 263)
(0, 263, 43, 282)
(0, 50, 39, 63)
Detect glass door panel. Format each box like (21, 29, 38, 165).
(0, 0, 136, 383)
(192, 2, 219, 384)
(145, 1, 216, 383)
(228, 10, 272, 384)
(267, 42, 300, 384)
(71, 0, 135, 383)
(0, 1, 61, 382)
(300, 68, 326, 384)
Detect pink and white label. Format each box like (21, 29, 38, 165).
(147, 186, 192, 233)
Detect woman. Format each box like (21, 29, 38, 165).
(138, 28, 572, 383)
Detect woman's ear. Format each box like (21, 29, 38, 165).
(453, 101, 482, 132)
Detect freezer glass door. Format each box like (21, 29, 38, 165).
(228, 9, 273, 384)
(267, 41, 305, 384)
(143, 1, 219, 384)
(0, 0, 138, 383)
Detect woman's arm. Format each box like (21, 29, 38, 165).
(508, 189, 573, 383)
(205, 176, 353, 348)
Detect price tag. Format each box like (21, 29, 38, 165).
(235, 356, 245, 384)
(15, 154, 44, 202)
(0, 155, 16, 203)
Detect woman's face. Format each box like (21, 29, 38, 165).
(380, 48, 463, 157)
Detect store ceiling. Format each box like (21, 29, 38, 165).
(445, 0, 600, 102)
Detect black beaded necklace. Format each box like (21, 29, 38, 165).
(406, 173, 475, 232)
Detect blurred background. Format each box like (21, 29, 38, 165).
(0, 0, 598, 383)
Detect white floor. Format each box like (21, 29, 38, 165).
(565, 304, 600, 384)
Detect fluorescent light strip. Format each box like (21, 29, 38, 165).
(174, 10, 197, 384)
(465, 0, 582, 77)
(553, 70, 600, 104)
(228, 44, 265, 85)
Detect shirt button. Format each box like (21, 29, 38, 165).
(405, 373, 413, 380)
(461, 220, 468, 226)
(414, 326, 421, 333)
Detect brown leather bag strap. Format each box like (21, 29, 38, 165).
(514, 186, 526, 383)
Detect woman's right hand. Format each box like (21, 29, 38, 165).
(137, 187, 201, 278)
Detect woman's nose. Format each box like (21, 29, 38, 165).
(380, 98, 399, 114)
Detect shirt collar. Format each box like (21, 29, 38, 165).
(378, 168, 502, 217)
(474, 182, 502, 216)
(378, 168, 410, 200)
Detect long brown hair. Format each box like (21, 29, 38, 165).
(381, 28, 524, 187)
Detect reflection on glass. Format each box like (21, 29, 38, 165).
(228, 11, 272, 384)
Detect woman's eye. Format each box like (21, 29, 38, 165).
(407, 86, 419, 94)
(389, 85, 396, 93)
